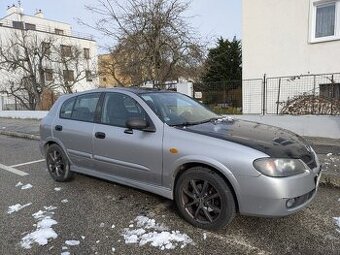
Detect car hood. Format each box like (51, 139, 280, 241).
(179, 119, 316, 168)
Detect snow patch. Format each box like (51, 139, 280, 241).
(334, 217, 340, 233)
(21, 184, 33, 190)
(61, 252, 70, 255)
(122, 216, 193, 250)
(327, 153, 333, 157)
(65, 240, 80, 246)
(15, 182, 23, 187)
(54, 187, 61, 191)
(61, 199, 68, 203)
(112, 247, 116, 252)
(111, 224, 116, 229)
(7, 203, 32, 214)
(203, 233, 207, 240)
(20, 207, 58, 249)
(99, 222, 105, 228)
(81, 236, 86, 240)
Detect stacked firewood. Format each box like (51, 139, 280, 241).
(280, 95, 340, 115)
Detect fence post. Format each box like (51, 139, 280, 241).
(312, 75, 316, 114)
(262, 74, 266, 115)
(276, 78, 281, 115)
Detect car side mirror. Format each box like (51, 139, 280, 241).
(126, 118, 148, 130)
(125, 118, 156, 133)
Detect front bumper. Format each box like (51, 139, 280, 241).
(237, 165, 322, 217)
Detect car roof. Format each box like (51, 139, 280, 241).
(70, 87, 177, 97)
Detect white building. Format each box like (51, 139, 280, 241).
(242, 0, 340, 114)
(0, 4, 98, 98)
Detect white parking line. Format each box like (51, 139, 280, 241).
(10, 159, 45, 168)
(0, 163, 29, 176)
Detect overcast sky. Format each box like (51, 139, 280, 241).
(0, 0, 241, 51)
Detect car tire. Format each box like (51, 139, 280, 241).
(175, 167, 236, 230)
(46, 144, 73, 182)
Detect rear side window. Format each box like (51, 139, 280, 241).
(60, 97, 76, 119)
(71, 93, 100, 122)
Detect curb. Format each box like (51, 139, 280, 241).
(0, 130, 40, 141)
(0, 130, 339, 188)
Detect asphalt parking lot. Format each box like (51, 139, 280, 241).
(0, 135, 339, 255)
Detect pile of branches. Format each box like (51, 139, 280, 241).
(280, 95, 340, 115)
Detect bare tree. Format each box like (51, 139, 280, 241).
(84, 0, 205, 87)
(0, 30, 95, 109)
(51, 44, 93, 93)
(0, 30, 54, 109)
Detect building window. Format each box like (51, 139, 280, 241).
(12, 21, 24, 29)
(42, 42, 51, 55)
(55, 28, 64, 35)
(86, 70, 93, 82)
(45, 69, 53, 81)
(25, 23, 36, 30)
(84, 48, 90, 59)
(63, 70, 74, 82)
(61, 45, 72, 58)
(310, 1, 340, 42)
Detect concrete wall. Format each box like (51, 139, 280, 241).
(0, 111, 48, 119)
(242, 0, 340, 79)
(230, 115, 340, 139)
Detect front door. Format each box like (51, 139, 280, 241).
(92, 92, 163, 185)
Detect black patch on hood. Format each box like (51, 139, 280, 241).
(179, 119, 316, 169)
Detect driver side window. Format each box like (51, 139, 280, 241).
(101, 93, 147, 127)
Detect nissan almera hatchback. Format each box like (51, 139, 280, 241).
(40, 88, 322, 230)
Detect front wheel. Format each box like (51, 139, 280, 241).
(175, 167, 236, 230)
(46, 144, 73, 182)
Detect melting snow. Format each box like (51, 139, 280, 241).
(54, 187, 62, 191)
(65, 240, 80, 246)
(61, 199, 68, 203)
(21, 184, 33, 190)
(334, 217, 340, 233)
(20, 208, 58, 249)
(7, 203, 32, 214)
(15, 182, 23, 187)
(61, 252, 70, 255)
(112, 247, 116, 252)
(111, 224, 116, 229)
(122, 216, 193, 250)
(81, 236, 86, 240)
(203, 233, 207, 240)
(327, 153, 333, 157)
(99, 222, 105, 228)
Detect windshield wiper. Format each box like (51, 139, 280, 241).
(171, 117, 220, 127)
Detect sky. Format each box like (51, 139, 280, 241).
(0, 0, 241, 51)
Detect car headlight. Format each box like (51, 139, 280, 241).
(253, 158, 308, 177)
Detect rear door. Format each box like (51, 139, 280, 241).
(53, 92, 101, 170)
(92, 92, 163, 185)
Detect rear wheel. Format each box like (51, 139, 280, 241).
(175, 167, 236, 230)
(46, 144, 73, 182)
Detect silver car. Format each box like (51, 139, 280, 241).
(40, 88, 322, 230)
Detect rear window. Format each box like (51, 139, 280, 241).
(60, 97, 76, 119)
(59, 93, 100, 122)
(71, 93, 100, 122)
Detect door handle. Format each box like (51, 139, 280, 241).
(55, 125, 63, 131)
(95, 132, 106, 139)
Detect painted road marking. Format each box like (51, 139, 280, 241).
(10, 159, 45, 168)
(0, 163, 29, 176)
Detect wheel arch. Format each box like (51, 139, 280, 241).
(172, 160, 240, 212)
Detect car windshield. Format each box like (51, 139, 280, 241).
(140, 92, 219, 126)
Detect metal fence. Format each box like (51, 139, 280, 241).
(194, 72, 340, 115)
(243, 73, 340, 115)
(193, 81, 242, 114)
